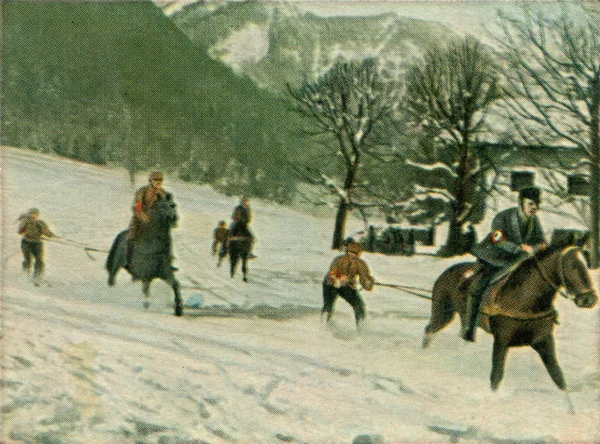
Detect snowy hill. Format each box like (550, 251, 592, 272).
(2, 147, 599, 443)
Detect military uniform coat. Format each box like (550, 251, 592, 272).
(471, 206, 546, 268)
(324, 253, 375, 291)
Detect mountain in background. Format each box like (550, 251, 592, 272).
(2, 0, 456, 204)
(167, 1, 455, 92)
(2, 0, 303, 200)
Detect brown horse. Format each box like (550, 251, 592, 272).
(422, 246, 597, 395)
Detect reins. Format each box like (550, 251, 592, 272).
(481, 246, 583, 322)
(532, 246, 580, 302)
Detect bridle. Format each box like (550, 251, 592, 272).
(533, 246, 596, 303)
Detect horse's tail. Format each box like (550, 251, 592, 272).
(106, 229, 129, 272)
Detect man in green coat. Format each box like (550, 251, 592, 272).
(463, 186, 548, 342)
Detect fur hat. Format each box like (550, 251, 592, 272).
(28, 208, 40, 216)
(347, 241, 363, 255)
(519, 186, 541, 204)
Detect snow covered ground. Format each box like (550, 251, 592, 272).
(1, 146, 599, 443)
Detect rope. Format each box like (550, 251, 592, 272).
(46, 237, 110, 259)
(376, 282, 433, 300)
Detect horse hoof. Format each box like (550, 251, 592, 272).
(243, 277, 248, 283)
(143, 301, 150, 309)
(175, 306, 183, 317)
(422, 335, 431, 349)
(108, 276, 116, 287)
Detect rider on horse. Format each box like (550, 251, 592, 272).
(463, 186, 548, 342)
(127, 172, 170, 267)
(230, 196, 256, 258)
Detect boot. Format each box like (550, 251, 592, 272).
(461, 293, 482, 342)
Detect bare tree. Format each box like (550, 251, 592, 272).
(496, 5, 600, 267)
(404, 36, 500, 256)
(288, 58, 400, 249)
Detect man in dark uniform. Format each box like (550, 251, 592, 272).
(464, 186, 548, 342)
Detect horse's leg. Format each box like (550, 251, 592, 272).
(241, 251, 248, 283)
(142, 280, 151, 309)
(230, 249, 238, 278)
(531, 335, 567, 390)
(107, 266, 119, 287)
(490, 337, 509, 391)
(531, 335, 574, 413)
(164, 276, 183, 317)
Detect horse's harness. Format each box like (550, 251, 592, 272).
(533, 246, 595, 303)
(482, 246, 592, 322)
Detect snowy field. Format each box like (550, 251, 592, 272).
(1, 146, 599, 443)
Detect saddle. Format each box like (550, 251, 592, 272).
(460, 261, 558, 322)
(460, 264, 511, 314)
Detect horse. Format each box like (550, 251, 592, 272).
(229, 235, 252, 282)
(422, 245, 597, 396)
(106, 197, 183, 316)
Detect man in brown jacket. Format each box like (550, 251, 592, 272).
(322, 241, 375, 328)
(126, 172, 169, 268)
(131, 172, 168, 239)
(18, 208, 56, 285)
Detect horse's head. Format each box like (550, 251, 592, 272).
(559, 246, 598, 308)
(148, 194, 179, 230)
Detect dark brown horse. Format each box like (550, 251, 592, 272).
(229, 235, 252, 282)
(106, 198, 183, 316)
(423, 246, 597, 396)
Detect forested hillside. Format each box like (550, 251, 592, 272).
(1, 0, 303, 200)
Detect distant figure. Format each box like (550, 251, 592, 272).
(18, 208, 56, 285)
(127, 172, 170, 267)
(465, 186, 547, 342)
(212, 220, 229, 267)
(230, 196, 252, 237)
(322, 241, 375, 329)
(230, 196, 256, 259)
